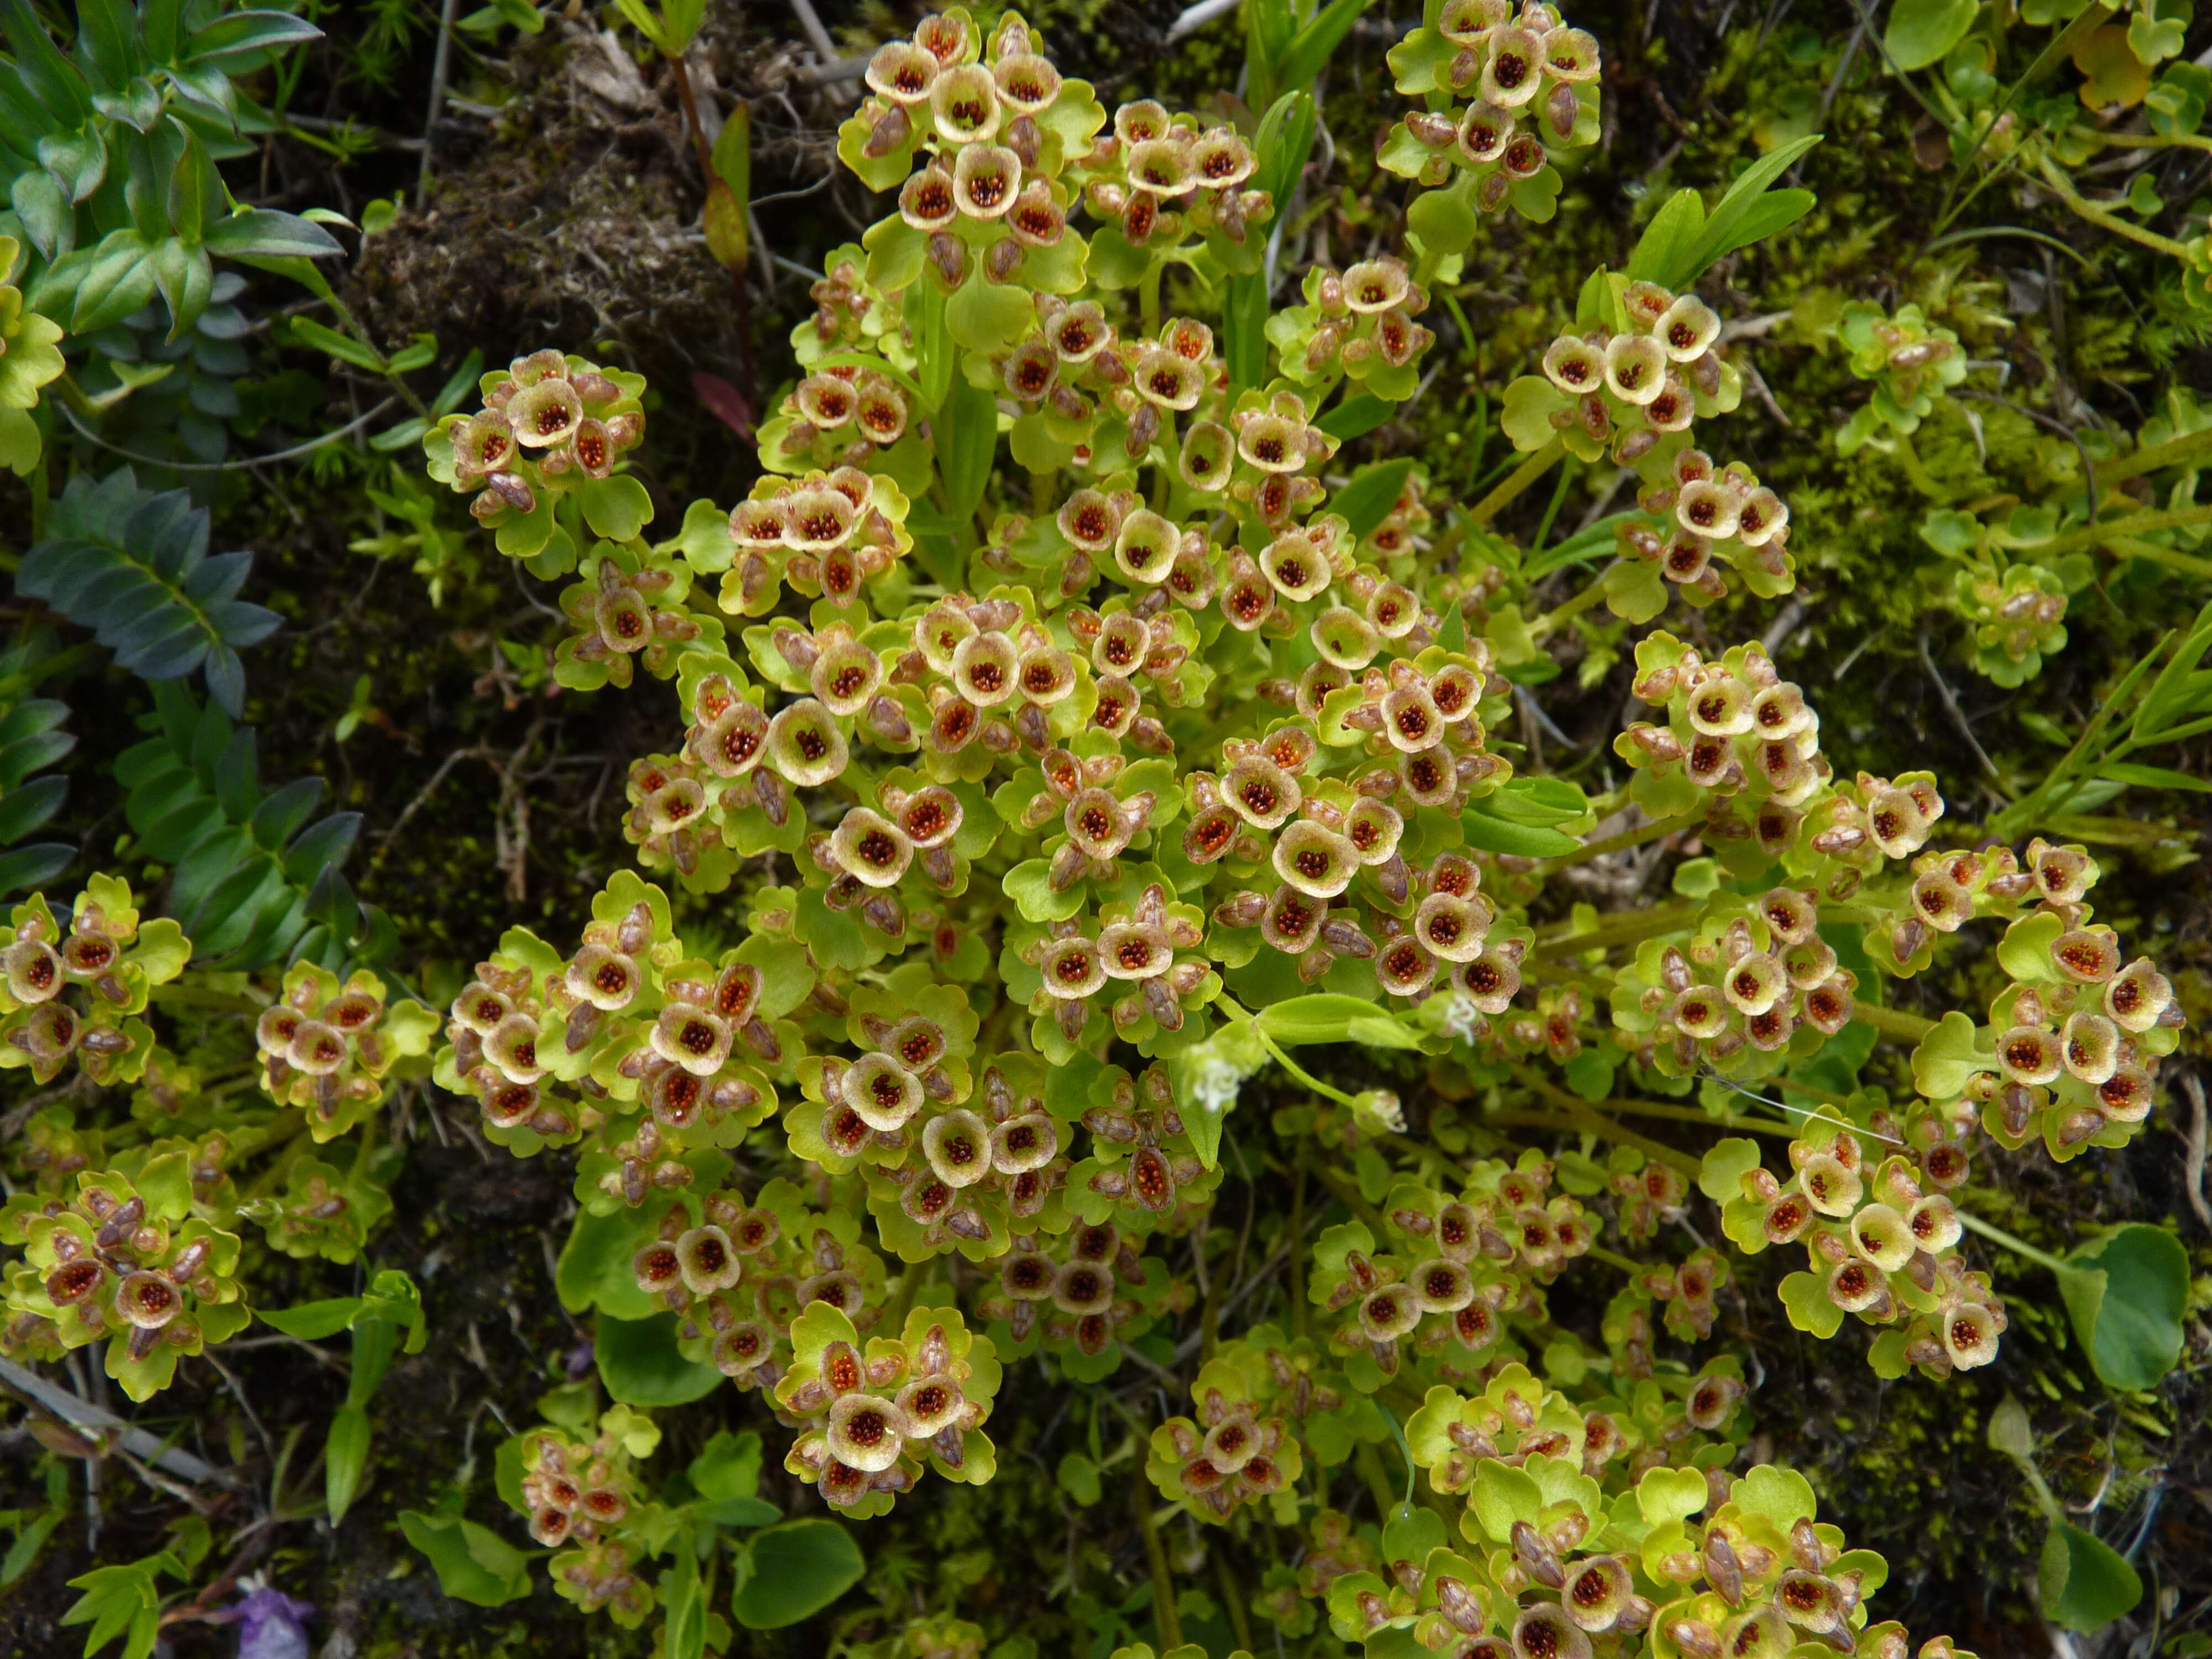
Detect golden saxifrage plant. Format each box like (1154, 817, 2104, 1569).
(0, 1, 2201, 1655)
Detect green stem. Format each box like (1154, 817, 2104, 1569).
(2092, 423, 2212, 488)
(1140, 262, 1163, 339)
(1353, 1441, 1397, 1521)
(2045, 502, 2212, 555)
(1533, 568, 1618, 637)
(1304, 1151, 1389, 1237)
(2099, 535, 2212, 580)
(1585, 1094, 1798, 1136)
(1378, 1402, 1417, 1509)
(1214, 997, 1371, 1110)
(1585, 1243, 1653, 1275)
(880, 1270, 919, 1334)
(1543, 812, 1699, 871)
(1531, 899, 1701, 961)
(1468, 438, 1566, 528)
(2037, 156, 2195, 258)
(1290, 1164, 1309, 1342)
(1134, 1476, 1183, 1650)
(1504, 1068, 1702, 1176)
(1956, 1209, 2071, 1275)
(1214, 1544, 1254, 1655)
(1892, 432, 1948, 500)
(1853, 1003, 1937, 1044)
(1194, 1223, 1219, 1364)
(2091, 129, 2212, 156)
(150, 984, 270, 1015)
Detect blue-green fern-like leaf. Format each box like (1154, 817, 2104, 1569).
(18, 467, 280, 715)
(115, 681, 368, 968)
(0, 630, 79, 895)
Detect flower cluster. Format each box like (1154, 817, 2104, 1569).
(253, 962, 434, 1139)
(513, 1404, 663, 1625)
(1613, 635, 1838, 849)
(793, 990, 1076, 1261)
(1947, 843, 2180, 1157)
(1381, 0, 1605, 226)
(1498, 274, 1803, 619)
(0, 1154, 247, 1399)
(1, 877, 189, 1087)
(1146, 1345, 1307, 1524)
(1953, 561, 2070, 687)
(974, 1218, 1185, 1376)
(429, 351, 648, 525)
(433, 873, 783, 1166)
(1608, 889, 1857, 1080)
(362, 2, 2198, 1635)
(1317, 1364, 1954, 1659)
(1067, 1061, 1227, 1235)
(1308, 1154, 1594, 1385)
(624, 1177, 891, 1388)
(776, 1303, 1000, 1516)
(1836, 301, 1965, 457)
(720, 467, 918, 617)
(1710, 1126, 2004, 1379)
(1267, 258, 1441, 400)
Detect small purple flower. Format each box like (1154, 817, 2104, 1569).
(232, 1585, 315, 1659)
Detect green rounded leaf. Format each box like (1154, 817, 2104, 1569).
(573, 475, 654, 542)
(2057, 1223, 2189, 1392)
(731, 1518, 866, 1629)
(1885, 0, 1979, 71)
(556, 1206, 659, 1319)
(594, 1312, 724, 1406)
(397, 1511, 531, 1607)
(2039, 1520, 2143, 1631)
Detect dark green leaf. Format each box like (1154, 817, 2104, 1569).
(1885, 0, 1979, 71)
(0, 775, 69, 844)
(283, 316, 386, 370)
(18, 470, 266, 714)
(1663, 135, 1823, 288)
(1279, 0, 1379, 90)
(1460, 801, 1582, 857)
(1333, 459, 1417, 539)
(0, 0, 94, 125)
(72, 0, 140, 92)
(248, 776, 324, 852)
(1316, 392, 1397, 442)
(2039, 1521, 2143, 1631)
(940, 375, 998, 521)
(0, 843, 75, 895)
(665, 1537, 707, 1659)
(397, 1512, 531, 1608)
(183, 9, 323, 64)
(557, 1207, 660, 1319)
(325, 1404, 370, 1525)
(1224, 272, 1268, 399)
(730, 1519, 865, 1629)
(596, 1312, 723, 1406)
(1253, 90, 1316, 217)
(202, 209, 343, 260)
(2057, 1224, 2189, 1391)
(281, 812, 362, 887)
(257, 1297, 363, 1340)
